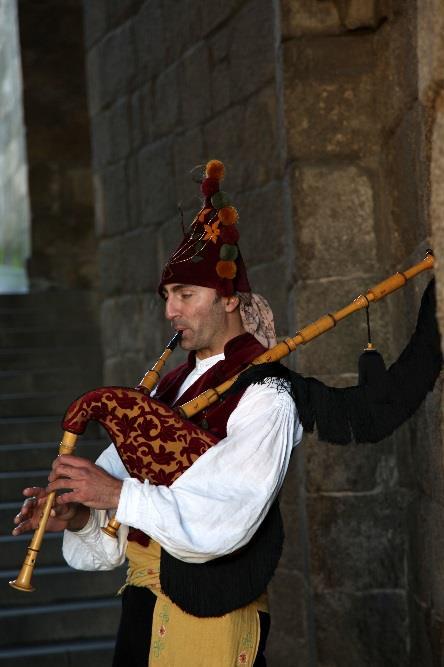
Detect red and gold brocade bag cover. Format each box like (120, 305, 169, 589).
(62, 387, 218, 486)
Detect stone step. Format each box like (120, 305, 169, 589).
(0, 469, 51, 503)
(0, 366, 102, 394)
(0, 327, 101, 349)
(0, 597, 121, 648)
(0, 440, 106, 473)
(0, 291, 99, 324)
(0, 416, 102, 445)
(0, 391, 82, 418)
(0, 502, 21, 535)
(0, 346, 102, 371)
(0, 532, 64, 569)
(1, 564, 125, 606)
(0, 640, 115, 667)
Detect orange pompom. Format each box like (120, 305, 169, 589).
(206, 160, 225, 181)
(216, 260, 237, 279)
(218, 206, 238, 225)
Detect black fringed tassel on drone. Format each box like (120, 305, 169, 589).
(228, 279, 442, 446)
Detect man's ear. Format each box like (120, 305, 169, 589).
(224, 294, 240, 313)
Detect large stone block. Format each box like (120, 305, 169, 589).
(98, 162, 129, 236)
(204, 85, 281, 191)
(180, 43, 211, 128)
(305, 431, 396, 494)
(267, 570, 309, 648)
(122, 350, 149, 386)
(409, 593, 444, 667)
(121, 227, 159, 293)
(100, 297, 121, 358)
(417, 0, 444, 104)
(343, 0, 389, 30)
(407, 494, 444, 613)
(86, 41, 107, 116)
(379, 104, 428, 266)
(201, 0, 245, 35)
(173, 127, 206, 210)
(82, 0, 109, 49)
(409, 381, 444, 504)
(138, 139, 176, 225)
(141, 293, 165, 360)
(286, 80, 378, 159)
(161, 0, 203, 65)
(100, 21, 137, 108)
(285, 33, 375, 80)
(292, 164, 377, 280)
(236, 182, 286, 267)
(99, 237, 123, 296)
(211, 60, 231, 114)
(307, 491, 406, 592)
(104, 355, 127, 385)
(430, 95, 444, 339)
(125, 154, 141, 230)
(283, 36, 378, 159)
(115, 294, 146, 354)
(108, 97, 131, 163)
(90, 109, 111, 170)
(248, 259, 289, 336)
(280, 0, 342, 38)
(279, 456, 307, 574)
(134, 1, 165, 81)
(374, 7, 417, 131)
(314, 590, 408, 666)
(130, 88, 147, 151)
(152, 63, 181, 138)
(228, 0, 275, 103)
(105, 0, 144, 31)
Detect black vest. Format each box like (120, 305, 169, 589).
(156, 333, 284, 617)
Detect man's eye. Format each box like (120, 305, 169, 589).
(181, 293, 192, 299)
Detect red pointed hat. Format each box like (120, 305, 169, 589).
(158, 160, 251, 297)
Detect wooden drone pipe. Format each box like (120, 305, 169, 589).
(178, 252, 435, 419)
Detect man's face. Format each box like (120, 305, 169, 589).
(162, 283, 228, 357)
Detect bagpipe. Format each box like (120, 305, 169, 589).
(10, 252, 442, 592)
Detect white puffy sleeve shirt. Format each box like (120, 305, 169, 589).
(63, 356, 303, 569)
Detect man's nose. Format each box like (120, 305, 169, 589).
(165, 297, 179, 321)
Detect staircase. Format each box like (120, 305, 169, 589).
(0, 291, 124, 666)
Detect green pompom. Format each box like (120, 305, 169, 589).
(219, 244, 238, 261)
(211, 191, 231, 209)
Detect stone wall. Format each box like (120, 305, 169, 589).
(0, 0, 30, 285)
(82, 1, 443, 664)
(412, 1, 444, 662)
(18, 0, 96, 289)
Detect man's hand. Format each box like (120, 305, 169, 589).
(12, 486, 81, 535)
(47, 455, 123, 510)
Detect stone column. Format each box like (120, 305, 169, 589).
(18, 0, 96, 289)
(0, 0, 30, 292)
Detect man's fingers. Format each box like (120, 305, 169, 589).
(12, 518, 35, 535)
(55, 455, 91, 468)
(22, 486, 46, 498)
(55, 491, 78, 505)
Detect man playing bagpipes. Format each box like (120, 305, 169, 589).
(12, 160, 442, 666)
(12, 161, 304, 666)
